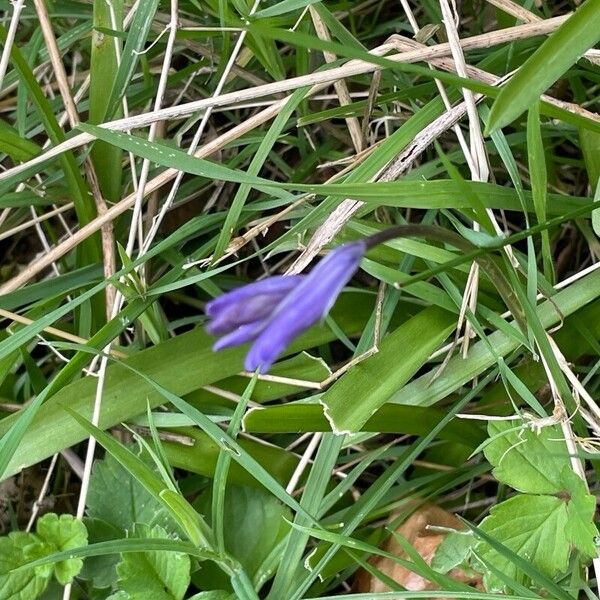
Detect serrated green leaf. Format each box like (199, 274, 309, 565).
(476, 495, 569, 591)
(0, 532, 51, 600)
(65, 408, 206, 547)
(35, 514, 87, 586)
(87, 450, 179, 534)
(561, 468, 599, 558)
(483, 421, 570, 494)
(113, 524, 190, 600)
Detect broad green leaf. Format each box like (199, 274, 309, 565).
(35, 513, 88, 585)
(487, 0, 600, 133)
(391, 267, 600, 407)
(432, 532, 476, 574)
(242, 403, 484, 447)
(112, 524, 190, 600)
(0, 120, 40, 161)
(321, 307, 455, 433)
(476, 495, 569, 591)
(561, 468, 599, 558)
(78, 518, 122, 589)
(196, 485, 291, 589)
(483, 421, 569, 494)
(87, 450, 179, 534)
(0, 532, 50, 600)
(0, 293, 371, 480)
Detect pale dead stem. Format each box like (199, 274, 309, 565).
(0, 100, 286, 293)
(309, 6, 363, 153)
(485, 0, 600, 66)
(0, 0, 27, 235)
(289, 30, 599, 273)
(126, 1, 179, 257)
(0, 0, 26, 90)
(1, 14, 596, 296)
(0, 9, 596, 306)
(0, 203, 74, 242)
(33, 0, 116, 317)
(439, 0, 495, 361)
(0, 308, 126, 357)
(287, 87, 481, 273)
(400, 0, 477, 173)
(67, 6, 182, 567)
(139, 0, 264, 257)
(0, 14, 586, 194)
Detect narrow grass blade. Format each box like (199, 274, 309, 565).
(486, 0, 600, 133)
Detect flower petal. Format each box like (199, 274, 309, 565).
(205, 276, 304, 317)
(206, 294, 284, 335)
(245, 241, 366, 372)
(213, 321, 266, 352)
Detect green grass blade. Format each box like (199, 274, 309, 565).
(486, 0, 600, 133)
(105, 0, 160, 119)
(89, 0, 123, 200)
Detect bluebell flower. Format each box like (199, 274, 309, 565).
(205, 240, 367, 373)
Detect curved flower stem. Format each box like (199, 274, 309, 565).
(365, 224, 527, 333)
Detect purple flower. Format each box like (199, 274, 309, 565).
(205, 241, 367, 373)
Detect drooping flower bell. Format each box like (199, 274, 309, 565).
(205, 240, 367, 373)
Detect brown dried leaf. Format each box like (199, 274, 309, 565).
(353, 502, 482, 595)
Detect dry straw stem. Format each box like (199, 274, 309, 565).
(439, 0, 495, 358)
(291, 31, 598, 271)
(140, 0, 263, 257)
(32, 0, 116, 315)
(399, 0, 476, 174)
(1, 15, 597, 292)
(0, 0, 26, 89)
(485, 0, 600, 65)
(0, 203, 74, 242)
(309, 6, 363, 153)
(0, 15, 576, 189)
